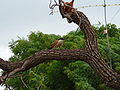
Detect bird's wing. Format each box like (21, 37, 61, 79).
(50, 40, 58, 49)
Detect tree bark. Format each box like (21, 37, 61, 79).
(0, 0, 120, 89)
(58, 0, 120, 89)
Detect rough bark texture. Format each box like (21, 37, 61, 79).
(0, 0, 120, 89)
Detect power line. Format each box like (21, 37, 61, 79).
(52, 3, 120, 13)
(110, 7, 120, 22)
(77, 3, 120, 9)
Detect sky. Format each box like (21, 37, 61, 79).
(0, 0, 120, 89)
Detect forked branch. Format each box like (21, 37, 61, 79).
(58, 0, 120, 89)
(0, 0, 119, 89)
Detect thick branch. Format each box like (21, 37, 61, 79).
(0, 49, 86, 72)
(58, 0, 120, 89)
(0, 49, 87, 84)
(0, 0, 119, 89)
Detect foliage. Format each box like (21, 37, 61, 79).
(7, 24, 120, 90)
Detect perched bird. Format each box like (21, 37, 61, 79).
(62, 0, 75, 23)
(49, 38, 64, 49)
(63, 0, 74, 14)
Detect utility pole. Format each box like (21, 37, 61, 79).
(103, 0, 112, 68)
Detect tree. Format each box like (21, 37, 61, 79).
(0, 0, 120, 89)
(6, 25, 120, 89)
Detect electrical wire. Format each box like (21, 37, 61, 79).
(52, 3, 120, 13)
(110, 7, 120, 22)
(77, 4, 120, 9)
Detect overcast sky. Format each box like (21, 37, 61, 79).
(0, 0, 120, 89)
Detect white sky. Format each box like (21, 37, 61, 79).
(0, 0, 120, 89)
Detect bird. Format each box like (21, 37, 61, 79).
(62, 0, 74, 23)
(63, 0, 74, 14)
(49, 38, 64, 49)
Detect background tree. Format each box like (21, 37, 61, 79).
(0, 1, 120, 89)
(5, 24, 120, 90)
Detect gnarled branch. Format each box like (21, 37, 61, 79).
(58, 0, 120, 89)
(0, 0, 120, 89)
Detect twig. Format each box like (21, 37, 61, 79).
(49, 0, 59, 9)
(8, 74, 23, 78)
(20, 76, 28, 88)
(4, 82, 11, 90)
(49, 0, 59, 15)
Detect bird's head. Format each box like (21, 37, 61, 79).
(58, 38, 64, 40)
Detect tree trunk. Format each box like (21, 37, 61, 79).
(0, 0, 119, 89)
